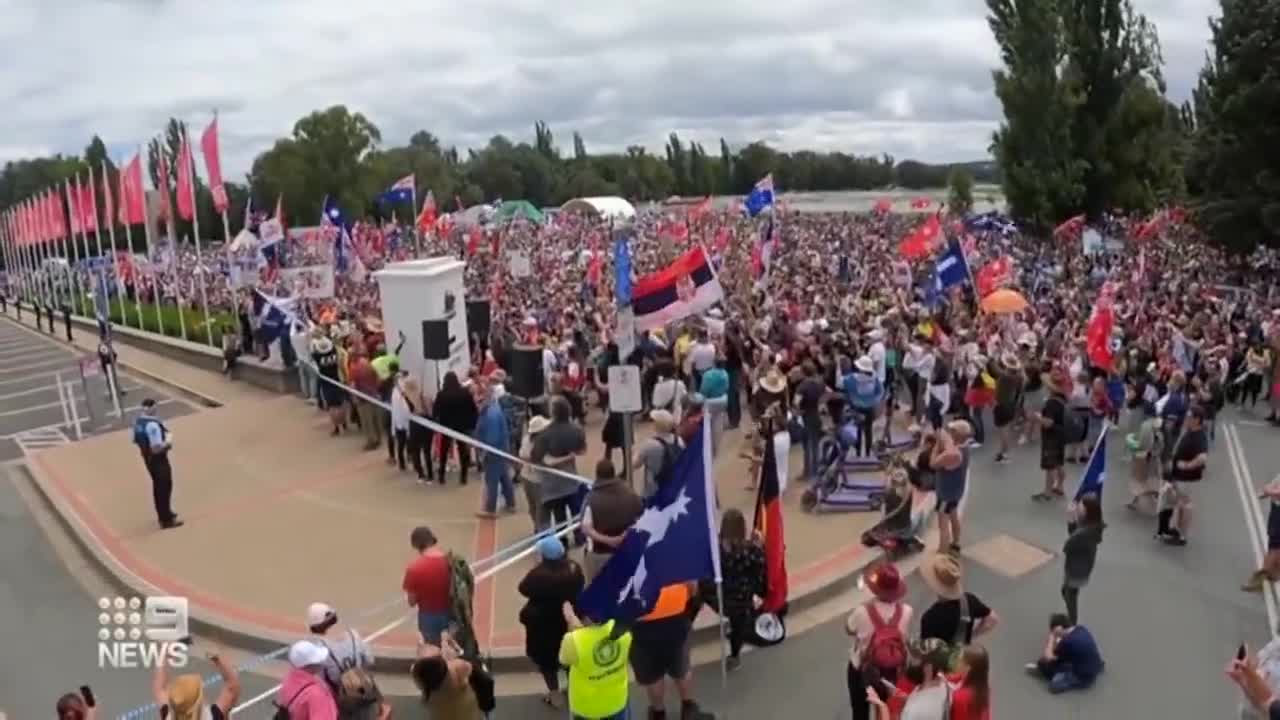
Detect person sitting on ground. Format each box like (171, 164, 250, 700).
(1026, 612, 1105, 694)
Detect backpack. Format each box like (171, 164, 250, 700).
(861, 602, 908, 673)
(322, 631, 379, 716)
(271, 683, 316, 720)
(1062, 408, 1086, 444)
(654, 436, 683, 485)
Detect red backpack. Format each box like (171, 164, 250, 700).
(862, 602, 907, 672)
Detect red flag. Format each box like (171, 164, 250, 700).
(176, 136, 195, 221)
(491, 226, 502, 257)
(911, 197, 933, 210)
(976, 255, 1013, 297)
(120, 154, 146, 225)
(898, 215, 940, 261)
(79, 178, 98, 233)
(101, 164, 115, 226)
(52, 190, 67, 238)
(465, 225, 482, 255)
(1053, 214, 1085, 239)
(712, 226, 732, 253)
(1135, 211, 1167, 241)
(416, 191, 437, 232)
(688, 196, 712, 220)
(41, 191, 54, 241)
(753, 425, 788, 613)
(1086, 298, 1116, 370)
(200, 117, 228, 213)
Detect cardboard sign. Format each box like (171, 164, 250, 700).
(607, 365, 642, 413)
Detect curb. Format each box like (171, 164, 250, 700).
(0, 310, 224, 409)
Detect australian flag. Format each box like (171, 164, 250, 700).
(743, 174, 775, 217)
(578, 420, 720, 623)
(378, 175, 415, 204)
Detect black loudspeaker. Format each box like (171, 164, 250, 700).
(508, 344, 545, 399)
(422, 319, 452, 360)
(466, 300, 491, 340)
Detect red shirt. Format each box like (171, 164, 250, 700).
(349, 358, 379, 396)
(950, 684, 990, 720)
(402, 551, 451, 613)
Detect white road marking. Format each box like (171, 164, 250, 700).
(1225, 423, 1279, 639)
(0, 357, 73, 374)
(0, 346, 53, 361)
(14, 426, 69, 454)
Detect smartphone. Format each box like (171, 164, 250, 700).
(1238, 643, 1248, 661)
(79, 685, 96, 708)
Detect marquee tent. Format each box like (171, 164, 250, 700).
(560, 196, 636, 221)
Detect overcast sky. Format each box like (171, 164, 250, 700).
(0, 0, 1219, 180)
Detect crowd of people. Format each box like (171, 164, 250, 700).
(23, 194, 1280, 719)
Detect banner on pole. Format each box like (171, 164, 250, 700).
(280, 264, 335, 298)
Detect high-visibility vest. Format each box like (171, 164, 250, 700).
(567, 621, 631, 719)
(639, 582, 692, 622)
(371, 354, 398, 381)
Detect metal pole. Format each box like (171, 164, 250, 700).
(122, 212, 144, 330)
(105, 361, 123, 418)
(622, 411, 634, 493)
(78, 360, 97, 428)
(183, 126, 214, 347)
(103, 159, 128, 328)
(59, 181, 77, 316)
(141, 144, 165, 338)
(56, 372, 71, 431)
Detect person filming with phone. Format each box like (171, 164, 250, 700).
(151, 641, 241, 719)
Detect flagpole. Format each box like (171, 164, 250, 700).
(183, 125, 214, 347)
(142, 145, 166, 338)
(103, 160, 128, 327)
(0, 211, 12, 300)
(87, 167, 110, 324)
(62, 181, 80, 315)
(71, 178, 92, 315)
(122, 208, 144, 330)
(410, 184, 420, 257)
(55, 187, 74, 315)
(159, 137, 189, 343)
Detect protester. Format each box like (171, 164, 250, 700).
(930, 420, 972, 554)
(702, 507, 766, 670)
(1062, 494, 1105, 624)
(1157, 405, 1210, 546)
(518, 535, 586, 709)
(473, 382, 516, 517)
(581, 458, 644, 583)
(917, 553, 999, 654)
(305, 603, 386, 720)
(1026, 612, 1105, 694)
(950, 644, 992, 720)
(1244, 475, 1280, 592)
(847, 563, 913, 720)
(409, 632, 490, 720)
(1034, 369, 1071, 501)
(530, 397, 588, 534)
(402, 525, 453, 644)
(151, 643, 240, 720)
(634, 410, 683, 498)
(561, 601, 632, 720)
(629, 581, 715, 720)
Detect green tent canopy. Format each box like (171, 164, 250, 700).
(493, 200, 545, 224)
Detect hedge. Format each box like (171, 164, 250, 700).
(19, 288, 234, 346)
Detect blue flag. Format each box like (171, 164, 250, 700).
(1074, 430, 1106, 501)
(613, 233, 632, 305)
(935, 240, 970, 291)
(322, 196, 352, 273)
(743, 174, 775, 217)
(578, 421, 719, 622)
(377, 175, 415, 205)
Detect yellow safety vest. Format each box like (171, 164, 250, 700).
(567, 621, 631, 719)
(370, 354, 398, 381)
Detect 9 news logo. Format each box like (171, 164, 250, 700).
(96, 596, 190, 669)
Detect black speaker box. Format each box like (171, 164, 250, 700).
(466, 299, 491, 340)
(508, 343, 545, 399)
(422, 319, 452, 360)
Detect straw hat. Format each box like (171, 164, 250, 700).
(854, 355, 875, 374)
(166, 674, 205, 720)
(920, 553, 964, 600)
(528, 416, 552, 435)
(759, 368, 787, 394)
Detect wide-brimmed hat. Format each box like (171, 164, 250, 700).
(527, 416, 552, 435)
(920, 552, 964, 600)
(650, 409, 676, 432)
(862, 563, 906, 602)
(855, 355, 874, 374)
(759, 368, 787, 394)
(1000, 351, 1022, 371)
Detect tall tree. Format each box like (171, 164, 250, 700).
(948, 168, 976, 215)
(1186, 0, 1280, 252)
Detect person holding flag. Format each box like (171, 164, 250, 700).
(1063, 427, 1107, 624)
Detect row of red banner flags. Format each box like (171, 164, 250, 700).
(2, 117, 228, 248)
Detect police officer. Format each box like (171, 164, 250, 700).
(133, 398, 182, 529)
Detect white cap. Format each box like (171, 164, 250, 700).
(288, 640, 330, 668)
(306, 602, 336, 629)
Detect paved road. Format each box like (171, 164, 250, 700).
(0, 319, 194, 461)
(2, 408, 1277, 719)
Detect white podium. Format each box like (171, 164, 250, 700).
(374, 258, 470, 392)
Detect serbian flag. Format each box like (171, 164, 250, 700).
(899, 215, 940, 261)
(753, 425, 789, 617)
(976, 255, 1013, 297)
(416, 190, 437, 232)
(632, 247, 724, 331)
(200, 117, 229, 213)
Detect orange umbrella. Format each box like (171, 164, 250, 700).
(980, 288, 1028, 314)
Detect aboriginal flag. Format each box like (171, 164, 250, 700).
(753, 427, 788, 614)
